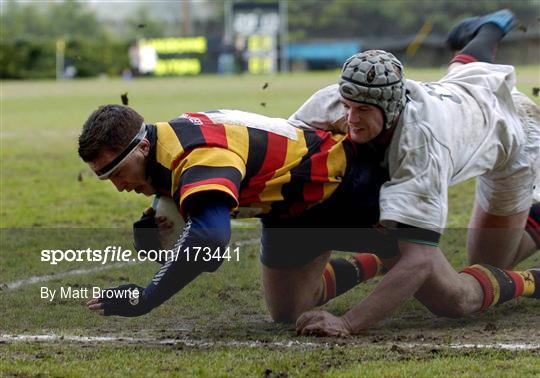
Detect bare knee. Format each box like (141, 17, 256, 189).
(417, 265, 483, 319)
(262, 252, 330, 324)
(268, 303, 306, 324)
(427, 286, 477, 318)
(265, 278, 322, 323)
(430, 298, 471, 318)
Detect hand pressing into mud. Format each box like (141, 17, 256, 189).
(296, 310, 352, 337)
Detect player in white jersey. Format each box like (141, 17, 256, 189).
(292, 61, 539, 232)
(287, 10, 540, 336)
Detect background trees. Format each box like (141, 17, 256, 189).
(1, 0, 538, 79)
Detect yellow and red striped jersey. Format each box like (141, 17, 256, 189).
(146, 110, 356, 219)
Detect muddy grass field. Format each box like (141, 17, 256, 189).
(1, 68, 539, 376)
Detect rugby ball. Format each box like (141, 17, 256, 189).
(154, 195, 185, 249)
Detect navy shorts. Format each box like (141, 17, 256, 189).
(260, 158, 398, 269)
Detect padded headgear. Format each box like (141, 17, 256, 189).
(339, 50, 406, 129)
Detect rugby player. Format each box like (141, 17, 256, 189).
(289, 9, 540, 335)
(79, 107, 395, 318)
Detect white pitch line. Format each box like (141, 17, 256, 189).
(0, 334, 324, 349)
(2, 262, 138, 291)
(1, 334, 539, 351)
(447, 343, 540, 351)
(2, 239, 260, 291)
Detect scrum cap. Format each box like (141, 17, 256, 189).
(339, 50, 406, 129)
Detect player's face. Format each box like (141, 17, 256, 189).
(89, 141, 155, 196)
(340, 98, 384, 144)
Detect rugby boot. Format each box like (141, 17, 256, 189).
(446, 9, 518, 51)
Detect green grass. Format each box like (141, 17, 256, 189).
(2, 343, 539, 377)
(1, 67, 539, 376)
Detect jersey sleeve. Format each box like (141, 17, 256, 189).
(379, 122, 452, 233)
(143, 197, 232, 310)
(288, 84, 349, 133)
(173, 147, 246, 217)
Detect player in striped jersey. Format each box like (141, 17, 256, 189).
(78, 104, 538, 334)
(79, 106, 393, 317)
(149, 110, 359, 219)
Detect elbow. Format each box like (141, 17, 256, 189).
(215, 227, 232, 247)
(196, 228, 231, 273)
(198, 226, 231, 250)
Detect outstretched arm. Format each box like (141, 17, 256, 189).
(343, 241, 435, 332)
(87, 194, 231, 317)
(296, 240, 436, 335)
(296, 225, 507, 337)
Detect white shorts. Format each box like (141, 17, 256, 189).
(476, 91, 540, 215)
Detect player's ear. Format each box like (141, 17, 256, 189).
(140, 138, 151, 157)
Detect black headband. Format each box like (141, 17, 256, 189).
(340, 75, 402, 88)
(95, 123, 147, 179)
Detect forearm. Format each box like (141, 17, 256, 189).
(342, 244, 434, 333)
(142, 228, 214, 308)
(143, 198, 231, 309)
(88, 195, 232, 317)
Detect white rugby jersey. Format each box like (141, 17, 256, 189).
(289, 63, 540, 231)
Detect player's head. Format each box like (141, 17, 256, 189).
(78, 104, 155, 195)
(339, 50, 406, 143)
